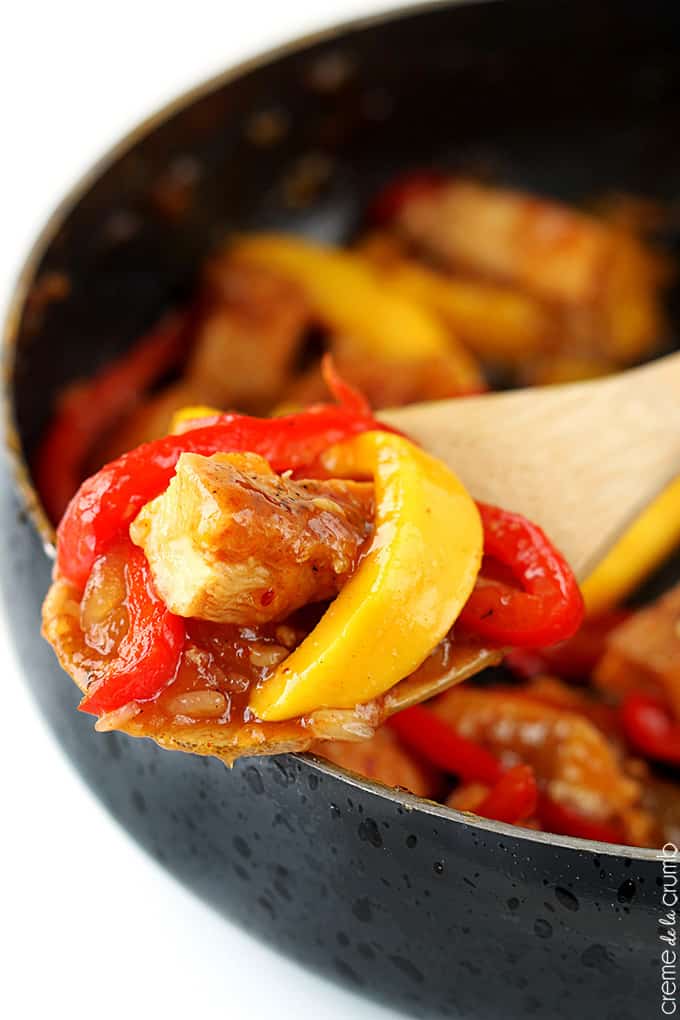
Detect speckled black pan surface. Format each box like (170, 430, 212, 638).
(3, 1, 680, 1016)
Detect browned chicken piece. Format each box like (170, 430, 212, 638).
(130, 451, 374, 625)
(193, 257, 310, 412)
(394, 179, 667, 363)
(594, 584, 680, 719)
(314, 727, 441, 798)
(431, 687, 647, 840)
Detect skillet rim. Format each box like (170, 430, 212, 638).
(0, 0, 660, 863)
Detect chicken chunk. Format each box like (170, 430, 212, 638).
(394, 179, 667, 362)
(130, 451, 374, 625)
(191, 257, 310, 412)
(94, 261, 312, 463)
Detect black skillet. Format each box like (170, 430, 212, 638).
(3, 2, 680, 1016)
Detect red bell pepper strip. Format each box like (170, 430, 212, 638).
(79, 540, 185, 715)
(459, 503, 584, 649)
(35, 313, 186, 524)
(537, 794, 625, 845)
(506, 610, 631, 681)
(390, 708, 537, 824)
(57, 358, 384, 592)
(475, 764, 538, 825)
(369, 171, 446, 225)
(620, 692, 680, 766)
(317, 354, 372, 416)
(388, 705, 503, 785)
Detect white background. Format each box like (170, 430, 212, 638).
(0, 3, 415, 1018)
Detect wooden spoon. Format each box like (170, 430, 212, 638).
(382, 351, 680, 580)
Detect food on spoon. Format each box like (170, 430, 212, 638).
(36, 172, 678, 849)
(41, 361, 583, 763)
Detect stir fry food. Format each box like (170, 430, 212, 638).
(38, 175, 680, 848)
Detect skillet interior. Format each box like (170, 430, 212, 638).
(3, 1, 680, 1016)
(9, 0, 680, 469)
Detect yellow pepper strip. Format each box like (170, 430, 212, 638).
(359, 233, 550, 362)
(230, 234, 483, 387)
(582, 477, 680, 614)
(169, 405, 223, 434)
(248, 430, 483, 722)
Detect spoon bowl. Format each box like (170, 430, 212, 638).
(385, 352, 680, 579)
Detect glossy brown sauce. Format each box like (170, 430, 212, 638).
(137, 615, 312, 743)
(47, 537, 483, 755)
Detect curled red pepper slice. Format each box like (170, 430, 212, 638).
(505, 610, 630, 680)
(459, 503, 584, 648)
(537, 794, 626, 845)
(35, 314, 186, 524)
(388, 705, 503, 785)
(475, 764, 538, 825)
(620, 692, 680, 767)
(79, 541, 185, 714)
(57, 359, 382, 591)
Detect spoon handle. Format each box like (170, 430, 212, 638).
(382, 352, 680, 579)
